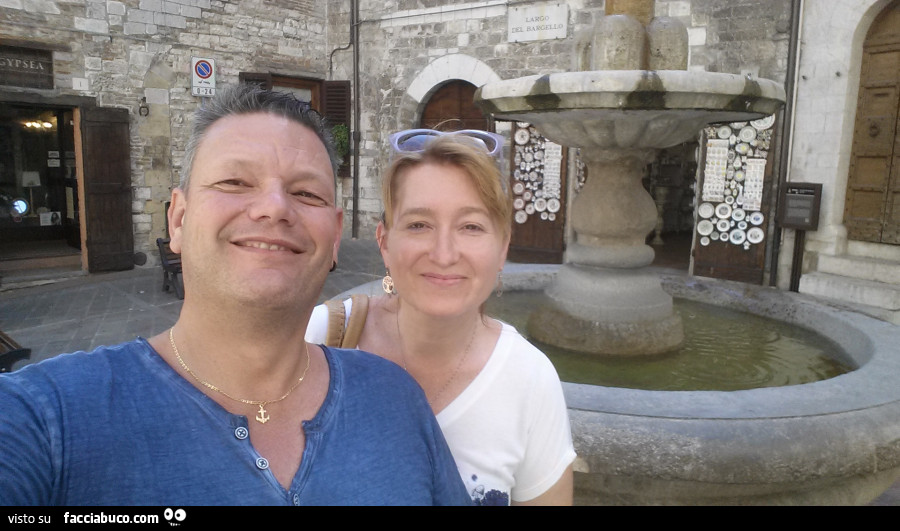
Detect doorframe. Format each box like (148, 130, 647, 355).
(0, 90, 100, 272)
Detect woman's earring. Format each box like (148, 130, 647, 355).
(496, 271, 503, 298)
(382, 270, 396, 295)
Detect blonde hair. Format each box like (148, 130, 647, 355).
(381, 135, 512, 240)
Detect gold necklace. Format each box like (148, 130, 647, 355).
(396, 313, 478, 408)
(169, 327, 310, 424)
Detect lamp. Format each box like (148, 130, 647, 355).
(138, 97, 149, 117)
(21, 171, 41, 215)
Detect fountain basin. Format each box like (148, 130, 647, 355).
(475, 70, 786, 149)
(339, 266, 900, 505)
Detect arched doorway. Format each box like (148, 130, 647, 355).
(844, 0, 900, 244)
(420, 80, 489, 131)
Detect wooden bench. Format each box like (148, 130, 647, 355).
(156, 237, 184, 299)
(0, 330, 31, 373)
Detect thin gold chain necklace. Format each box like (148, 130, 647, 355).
(169, 327, 310, 424)
(396, 313, 478, 408)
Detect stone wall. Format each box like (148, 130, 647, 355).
(2, 0, 332, 263)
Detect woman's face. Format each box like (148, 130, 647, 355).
(379, 161, 509, 319)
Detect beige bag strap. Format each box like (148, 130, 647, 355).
(323, 294, 369, 348)
(342, 294, 369, 348)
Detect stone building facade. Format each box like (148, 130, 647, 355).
(2, 0, 899, 323)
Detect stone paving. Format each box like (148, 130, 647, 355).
(0, 236, 897, 505)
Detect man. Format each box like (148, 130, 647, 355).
(0, 84, 470, 506)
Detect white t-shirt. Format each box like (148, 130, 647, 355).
(307, 298, 576, 505)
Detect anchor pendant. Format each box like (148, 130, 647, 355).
(255, 404, 270, 424)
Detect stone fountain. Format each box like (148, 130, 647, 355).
(475, 3, 784, 356)
(454, 0, 900, 505)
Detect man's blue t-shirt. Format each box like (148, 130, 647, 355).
(0, 339, 470, 506)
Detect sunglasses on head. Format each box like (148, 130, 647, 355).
(389, 129, 505, 158)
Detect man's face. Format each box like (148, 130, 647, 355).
(168, 112, 342, 311)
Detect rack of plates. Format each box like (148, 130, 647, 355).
(511, 122, 564, 224)
(696, 116, 775, 250)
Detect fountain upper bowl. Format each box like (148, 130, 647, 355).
(475, 70, 786, 149)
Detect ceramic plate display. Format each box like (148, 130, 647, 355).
(716, 125, 732, 139)
(548, 213, 556, 221)
(717, 219, 731, 233)
(747, 227, 765, 244)
(534, 198, 547, 212)
(513, 198, 525, 210)
(751, 115, 775, 130)
(540, 212, 548, 220)
(525, 203, 535, 215)
(700, 236, 710, 246)
(749, 211, 765, 225)
(697, 219, 714, 236)
(735, 143, 751, 155)
(513, 182, 525, 195)
(710, 231, 720, 241)
(725, 195, 735, 204)
(514, 210, 528, 224)
(715, 203, 732, 219)
(729, 229, 747, 245)
(739, 126, 757, 143)
(738, 220, 748, 230)
(534, 150, 544, 160)
(698, 202, 715, 219)
(523, 190, 533, 201)
(732, 208, 746, 221)
(734, 170, 745, 182)
(547, 198, 560, 213)
(515, 129, 530, 145)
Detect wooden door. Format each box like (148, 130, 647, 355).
(844, 1, 900, 244)
(508, 122, 567, 264)
(692, 121, 777, 284)
(79, 106, 133, 272)
(421, 81, 489, 131)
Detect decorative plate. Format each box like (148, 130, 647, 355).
(717, 219, 731, 233)
(739, 126, 757, 143)
(525, 203, 535, 215)
(747, 227, 765, 244)
(540, 212, 548, 220)
(729, 229, 747, 245)
(513, 182, 525, 195)
(715, 203, 732, 219)
(750, 115, 775, 131)
(698, 202, 715, 219)
(513, 198, 525, 210)
(516, 122, 530, 129)
(734, 170, 745, 182)
(514, 129, 530, 145)
(738, 220, 748, 230)
(548, 213, 556, 221)
(523, 190, 532, 201)
(697, 219, 714, 236)
(710, 231, 720, 240)
(735, 143, 751, 155)
(716, 125, 732, 139)
(749, 211, 764, 225)
(534, 150, 544, 160)
(732, 208, 746, 222)
(547, 198, 560, 213)
(534, 198, 547, 212)
(700, 236, 710, 246)
(514, 210, 528, 224)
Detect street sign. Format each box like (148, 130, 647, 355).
(191, 57, 216, 97)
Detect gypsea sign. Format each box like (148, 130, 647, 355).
(0, 46, 54, 90)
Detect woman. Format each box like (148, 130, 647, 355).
(307, 130, 575, 505)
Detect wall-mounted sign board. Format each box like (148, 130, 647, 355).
(779, 182, 822, 231)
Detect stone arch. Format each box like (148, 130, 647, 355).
(397, 54, 502, 127)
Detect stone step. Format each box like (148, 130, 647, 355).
(817, 254, 900, 286)
(799, 271, 900, 323)
(0, 253, 81, 273)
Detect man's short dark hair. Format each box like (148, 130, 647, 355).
(180, 83, 340, 190)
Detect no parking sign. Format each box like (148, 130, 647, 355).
(191, 57, 216, 97)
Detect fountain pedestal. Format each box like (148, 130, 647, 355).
(528, 147, 684, 355)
